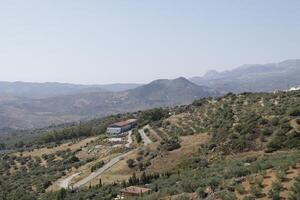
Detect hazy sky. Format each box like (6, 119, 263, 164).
(0, 0, 300, 84)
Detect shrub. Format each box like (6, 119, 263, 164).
(175, 194, 189, 200)
(262, 128, 273, 136)
(289, 176, 300, 200)
(288, 108, 300, 116)
(250, 184, 263, 198)
(276, 170, 287, 182)
(144, 128, 149, 133)
(91, 161, 105, 172)
(235, 184, 246, 195)
(160, 137, 181, 151)
(63, 156, 80, 164)
(134, 130, 142, 143)
(243, 196, 256, 200)
(196, 186, 206, 198)
(271, 117, 280, 126)
(126, 159, 135, 168)
(268, 181, 282, 200)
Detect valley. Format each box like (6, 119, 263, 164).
(1, 59, 300, 132)
(1, 90, 300, 199)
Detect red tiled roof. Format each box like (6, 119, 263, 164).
(110, 119, 137, 127)
(120, 186, 151, 194)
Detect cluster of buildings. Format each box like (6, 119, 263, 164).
(107, 120, 152, 199)
(289, 86, 300, 91)
(106, 119, 137, 135)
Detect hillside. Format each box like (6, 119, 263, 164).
(1, 90, 300, 200)
(128, 77, 217, 106)
(0, 78, 217, 131)
(190, 59, 300, 94)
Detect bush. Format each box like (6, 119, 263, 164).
(160, 137, 181, 151)
(236, 184, 247, 195)
(271, 117, 280, 126)
(276, 170, 287, 182)
(268, 181, 282, 200)
(289, 176, 300, 200)
(134, 130, 142, 143)
(288, 108, 300, 116)
(126, 159, 135, 168)
(175, 194, 189, 200)
(250, 184, 263, 198)
(196, 186, 206, 198)
(91, 161, 105, 172)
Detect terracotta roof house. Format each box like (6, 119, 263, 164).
(120, 186, 151, 197)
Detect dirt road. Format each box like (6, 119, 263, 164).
(59, 131, 134, 189)
(59, 172, 80, 189)
(139, 127, 152, 146)
(73, 151, 132, 188)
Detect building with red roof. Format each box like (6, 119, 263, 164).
(106, 119, 137, 135)
(120, 186, 151, 197)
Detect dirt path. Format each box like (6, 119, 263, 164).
(59, 131, 134, 189)
(73, 151, 132, 188)
(125, 130, 133, 148)
(139, 127, 152, 146)
(59, 172, 80, 189)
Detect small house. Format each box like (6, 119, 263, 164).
(120, 186, 151, 197)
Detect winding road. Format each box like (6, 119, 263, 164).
(59, 172, 80, 189)
(73, 151, 132, 188)
(59, 130, 134, 189)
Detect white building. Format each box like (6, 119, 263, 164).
(106, 119, 137, 135)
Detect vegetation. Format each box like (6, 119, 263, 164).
(160, 136, 181, 151)
(2, 91, 300, 199)
(268, 181, 282, 200)
(289, 175, 300, 200)
(91, 161, 105, 172)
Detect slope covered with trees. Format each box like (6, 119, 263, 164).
(1, 90, 300, 199)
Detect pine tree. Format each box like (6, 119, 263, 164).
(140, 172, 147, 184)
(98, 178, 102, 188)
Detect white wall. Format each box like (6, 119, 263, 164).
(107, 127, 122, 134)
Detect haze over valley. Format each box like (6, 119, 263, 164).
(1, 59, 300, 131)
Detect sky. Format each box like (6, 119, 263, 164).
(0, 0, 300, 84)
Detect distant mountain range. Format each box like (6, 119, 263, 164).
(1, 59, 300, 132)
(190, 59, 300, 94)
(0, 77, 215, 131)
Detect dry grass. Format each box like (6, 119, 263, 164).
(146, 133, 210, 173)
(15, 137, 97, 157)
(235, 164, 300, 199)
(290, 119, 300, 132)
(88, 151, 137, 186)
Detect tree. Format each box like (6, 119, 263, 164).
(127, 159, 135, 168)
(289, 176, 300, 200)
(0, 143, 5, 150)
(57, 188, 67, 200)
(98, 179, 102, 188)
(268, 181, 282, 200)
(288, 108, 300, 117)
(196, 186, 206, 198)
(140, 172, 148, 184)
(250, 184, 263, 198)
